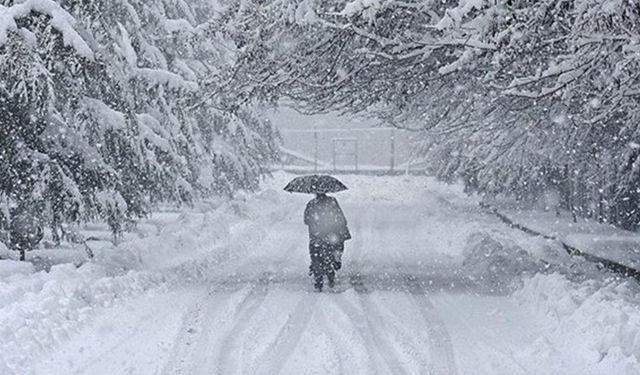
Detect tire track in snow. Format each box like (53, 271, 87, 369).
(161, 289, 213, 375)
(331, 291, 393, 375)
(68, 293, 198, 375)
(314, 302, 350, 374)
(335, 274, 407, 375)
(164, 275, 271, 375)
(404, 274, 458, 375)
(358, 193, 457, 375)
(339, 207, 407, 374)
(162, 284, 251, 375)
(369, 192, 458, 375)
(355, 286, 432, 372)
(215, 274, 271, 375)
(432, 294, 532, 375)
(253, 293, 318, 374)
(349, 187, 457, 375)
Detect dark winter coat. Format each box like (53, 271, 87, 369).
(304, 194, 351, 244)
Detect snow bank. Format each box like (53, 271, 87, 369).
(462, 231, 544, 292)
(491, 204, 640, 272)
(0, 262, 171, 372)
(0, 260, 34, 279)
(516, 273, 640, 374)
(0, 241, 16, 261)
(0, 182, 294, 373)
(101, 209, 231, 272)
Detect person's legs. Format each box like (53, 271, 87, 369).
(309, 242, 324, 291)
(332, 242, 344, 271)
(326, 269, 335, 288)
(322, 244, 336, 288)
(314, 274, 324, 291)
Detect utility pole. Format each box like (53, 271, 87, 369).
(314, 126, 318, 173)
(390, 128, 395, 172)
(355, 139, 359, 172)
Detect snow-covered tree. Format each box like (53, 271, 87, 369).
(0, 0, 279, 251)
(221, 0, 640, 229)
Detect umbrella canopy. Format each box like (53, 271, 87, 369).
(283, 175, 348, 194)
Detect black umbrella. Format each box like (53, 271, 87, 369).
(283, 174, 348, 194)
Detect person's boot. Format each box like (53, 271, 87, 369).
(333, 250, 343, 270)
(314, 274, 323, 292)
(327, 272, 335, 288)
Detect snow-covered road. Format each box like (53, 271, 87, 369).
(18, 174, 640, 374)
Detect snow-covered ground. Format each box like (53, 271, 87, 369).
(1, 172, 639, 374)
(492, 203, 640, 271)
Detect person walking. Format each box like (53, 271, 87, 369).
(284, 174, 351, 292)
(304, 193, 351, 291)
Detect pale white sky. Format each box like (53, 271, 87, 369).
(267, 106, 377, 131)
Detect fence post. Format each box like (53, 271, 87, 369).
(332, 138, 336, 172)
(355, 139, 359, 172)
(390, 128, 395, 171)
(314, 126, 318, 172)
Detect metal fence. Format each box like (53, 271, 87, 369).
(279, 127, 415, 173)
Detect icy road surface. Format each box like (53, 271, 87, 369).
(24, 173, 640, 375)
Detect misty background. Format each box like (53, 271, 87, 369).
(270, 107, 414, 170)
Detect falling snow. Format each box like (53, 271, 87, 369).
(2, 1, 640, 374)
